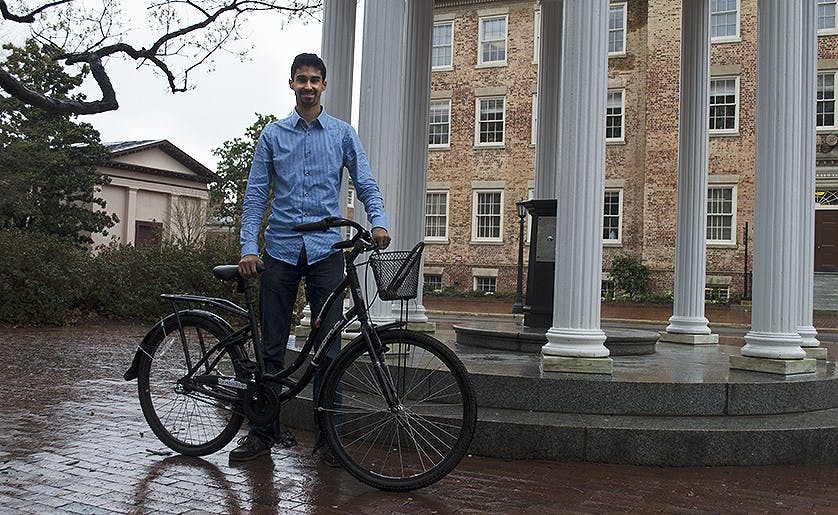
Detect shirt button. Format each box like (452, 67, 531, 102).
(305, 172, 310, 176)
(305, 151, 311, 157)
(304, 193, 309, 197)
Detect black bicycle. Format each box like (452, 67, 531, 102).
(124, 216, 477, 491)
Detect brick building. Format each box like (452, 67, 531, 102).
(421, 0, 838, 300)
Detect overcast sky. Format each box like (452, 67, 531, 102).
(83, 12, 325, 170)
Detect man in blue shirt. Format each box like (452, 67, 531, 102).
(233, 53, 391, 462)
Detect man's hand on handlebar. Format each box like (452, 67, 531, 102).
(239, 254, 263, 279)
(372, 227, 391, 249)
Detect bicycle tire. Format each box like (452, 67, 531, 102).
(137, 313, 248, 456)
(317, 329, 477, 491)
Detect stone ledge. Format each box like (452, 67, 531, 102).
(659, 331, 719, 345)
(542, 355, 614, 374)
(803, 347, 829, 360)
(729, 355, 817, 375)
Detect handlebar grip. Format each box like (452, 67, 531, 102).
(293, 216, 341, 233)
(293, 220, 329, 232)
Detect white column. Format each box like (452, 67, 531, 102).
(541, 0, 611, 373)
(395, 0, 433, 326)
(798, 0, 821, 352)
(126, 187, 138, 244)
(662, 0, 717, 344)
(357, 0, 406, 325)
(737, 0, 812, 372)
(534, 0, 562, 200)
(320, 0, 355, 123)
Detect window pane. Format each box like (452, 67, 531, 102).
(475, 277, 497, 293)
(603, 190, 621, 240)
(478, 98, 505, 144)
(608, 4, 625, 54)
(480, 17, 506, 63)
(606, 90, 623, 140)
(432, 23, 453, 68)
(819, 0, 837, 31)
(709, 78, 737, 131)
(706, 187, 734, 241)
(711, 0, 738, 39)
(476, 192, 502, 239)
(424, 274, 443, 291)
(425, 192, 448, 239)
(429, 100, 450, 146)
(818, 72, 836, 128)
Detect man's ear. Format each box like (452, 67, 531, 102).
(322, 79, 327, 91)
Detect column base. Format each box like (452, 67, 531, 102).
(658, 331, 719, 345)
(803, 347, 828, 360)
(542, 355, 613, 374)
(294, 325, 311, 339)
(729, 355, 817, 375)
(406, 321, 437, 333)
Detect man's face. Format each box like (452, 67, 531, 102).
(289, 65, 326, 109)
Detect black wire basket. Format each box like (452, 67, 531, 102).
(368, 242, 425, 301)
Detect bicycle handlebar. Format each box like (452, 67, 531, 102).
(292, 216, 377, 253)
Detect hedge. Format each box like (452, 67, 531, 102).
(0, 230, 242, 325)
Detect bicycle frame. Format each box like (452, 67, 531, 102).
(158, 233, 404, 411)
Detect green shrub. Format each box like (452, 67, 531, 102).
(0, 230, 89, 324)
(610, 253, 650, 300)
(86, 239, 241, 319)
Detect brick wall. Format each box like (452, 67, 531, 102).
(428, 0, 838, 296)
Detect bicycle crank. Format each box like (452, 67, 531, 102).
(242, 384, 279, 426)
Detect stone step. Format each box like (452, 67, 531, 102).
(466, 363, 838, 416)
(279, 394, 838, 466)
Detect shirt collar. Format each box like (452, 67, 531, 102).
(291, 107, 331, 129)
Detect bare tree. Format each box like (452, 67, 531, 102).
(0, 0, 321, 114)
(169, 195, 208, 248)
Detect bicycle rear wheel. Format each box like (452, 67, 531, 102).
(137, 313, 248, 456)
(318, 329, 476, 491)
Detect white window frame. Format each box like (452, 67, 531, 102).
(474, 96, 506, 148)
(533, 8, 541, 64)
(818, 0, 838, 35)
(603, 188, 623, 246)
(424, 190, 450, 243)
(424, 273, 443, 292)
(606, 89, 625, 143)
(432, 21, 454, 71)
(346, 187, 354, 208)
(818, 71, 837, 131)
(608, 3, 627, 57)
(709, 76, 740, 136)
(706, 184, 737, 246)
(531, 93, 538, 146)
(429, 99, 452, 149)
(477, 15, 508, 67)
(471, 189, 504, 243)
(710, 0, 740, 43)
(473, 275, 498, 293)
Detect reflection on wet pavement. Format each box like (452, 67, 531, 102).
(1, 323, 836, 513)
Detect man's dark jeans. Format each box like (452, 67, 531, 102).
(250, 247, 344, 445)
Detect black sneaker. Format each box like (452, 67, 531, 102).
(321, 446, 342, 468)
(229, 435, 271, 462)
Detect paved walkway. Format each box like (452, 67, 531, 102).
(0, 323, 836, 513)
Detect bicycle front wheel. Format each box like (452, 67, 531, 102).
(318, 329, 477, 491)
(137, 313, 248, 456)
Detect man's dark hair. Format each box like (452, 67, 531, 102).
(291, 53, 327, 80)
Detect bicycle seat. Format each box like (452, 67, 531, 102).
(212, 265, 241, 281)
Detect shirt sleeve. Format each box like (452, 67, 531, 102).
(240, 129, 273, 257)
(343, 127, 388, 231)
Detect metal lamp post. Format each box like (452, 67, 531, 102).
(512, 200, 528, 314)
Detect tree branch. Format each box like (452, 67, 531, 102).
(0, 55, 117, 114)
(0, 0, 73, 23)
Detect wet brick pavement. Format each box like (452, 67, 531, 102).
(1, 322, 837, 513)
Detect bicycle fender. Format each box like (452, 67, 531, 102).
(123, 310, 234, 381)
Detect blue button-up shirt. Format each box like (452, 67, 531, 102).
(240, 108, 388, 265)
